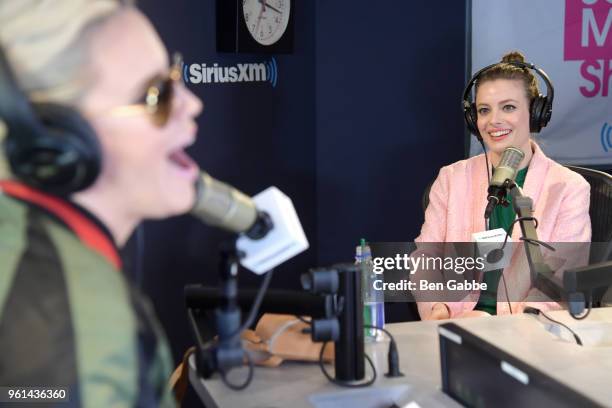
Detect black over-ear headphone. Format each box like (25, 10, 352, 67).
(0, 45, 101, 196)
(462, 61, 555, 141)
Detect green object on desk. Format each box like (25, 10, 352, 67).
(475, 167, 528, 315)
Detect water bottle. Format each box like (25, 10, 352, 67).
(356, 239, 385, 342)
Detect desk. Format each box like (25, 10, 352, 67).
(189, 308, 612, 408)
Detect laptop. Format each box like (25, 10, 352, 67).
(438, 322, 602, 408)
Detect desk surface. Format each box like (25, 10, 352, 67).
(189, 308, 612, 408)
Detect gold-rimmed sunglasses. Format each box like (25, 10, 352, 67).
(108, 52, 183, 127)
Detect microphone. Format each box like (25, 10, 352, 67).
(191, 172, 272, 239)
(187, 173, 310, 384)
(190, 172, 309, 274)
(484, 147, 525, 220)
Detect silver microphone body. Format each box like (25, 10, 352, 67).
(490, 147, 525, 187)
(484, 147, 525, 219)
(191, 172, 258, 234)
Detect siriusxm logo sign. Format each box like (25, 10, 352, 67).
(602, 122, 612, 152)
(182, 58, 278, 87)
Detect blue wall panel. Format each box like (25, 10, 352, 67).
(136, 0, 467, 369)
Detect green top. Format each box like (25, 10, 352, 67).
(0, 194, 176, 407)
(474, 166, 528, 315)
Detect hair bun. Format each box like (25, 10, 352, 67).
(501, 51, 526, 64)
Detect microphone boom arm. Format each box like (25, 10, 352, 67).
(508, 183, 564, 300)
(508, 183, 612, 316)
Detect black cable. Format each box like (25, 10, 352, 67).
(539, 310, 583, 346)
(225, 268, 274, 343)
(498, 216, 538, 248)
(480, 138, 491, 231)
(219, 350, 255, 390)
(519, 237, 557, 252)
(240, 268, 274, 332)
(500, 274, 513, 315)
(524, 306, 583, 346)
(486, 215, 532, 315)
(318, 341, 377, 388)
(510, 215, 538, 233)
(296, 315, 313, 335)
(363, 325, 404, 377)
(504, 210, 556, 252)
(496, 217, 531, 315)
(295, 315, 312, 325)
(480, 138, 491, 185)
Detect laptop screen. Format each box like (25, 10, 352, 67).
(438, 322, 601, 408)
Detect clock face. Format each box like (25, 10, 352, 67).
(242, 0, 291, 46)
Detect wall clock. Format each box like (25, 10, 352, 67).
(217, 0, 294, 53)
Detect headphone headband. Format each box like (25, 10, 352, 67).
(462, 60, 555, 137)
(462, 61, 554, 108)
(0, 47, 48, 139)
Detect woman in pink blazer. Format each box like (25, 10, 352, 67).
(415, 51, 591, 320)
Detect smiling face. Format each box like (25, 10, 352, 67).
(475, 78, 533, 167)
(79, 8, 203, 220)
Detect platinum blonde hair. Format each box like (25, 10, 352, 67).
(0, 0, 133, 104)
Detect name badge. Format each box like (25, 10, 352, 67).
(472, 228, 512, 272)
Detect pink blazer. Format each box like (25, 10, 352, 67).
(415, 142, 591, 319)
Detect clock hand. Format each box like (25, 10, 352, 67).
(258, 0, 282, 14)
(255, 1, 265, 35)
(265, 3, 282, 14)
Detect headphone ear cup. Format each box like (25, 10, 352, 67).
(529, 95, 548, 133)
(463, 102, 481, 141)
(539, 96, 552, 130)
(7, 102, 101, 196)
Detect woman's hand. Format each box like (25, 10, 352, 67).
(430, 303, 451, 320)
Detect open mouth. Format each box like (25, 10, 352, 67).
(169, 149, 194, 168)
(168, 148, 198, 180)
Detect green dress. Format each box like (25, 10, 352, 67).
(474, 167, 528, 315)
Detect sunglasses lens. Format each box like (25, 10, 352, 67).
(152, 78, 173, 126)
